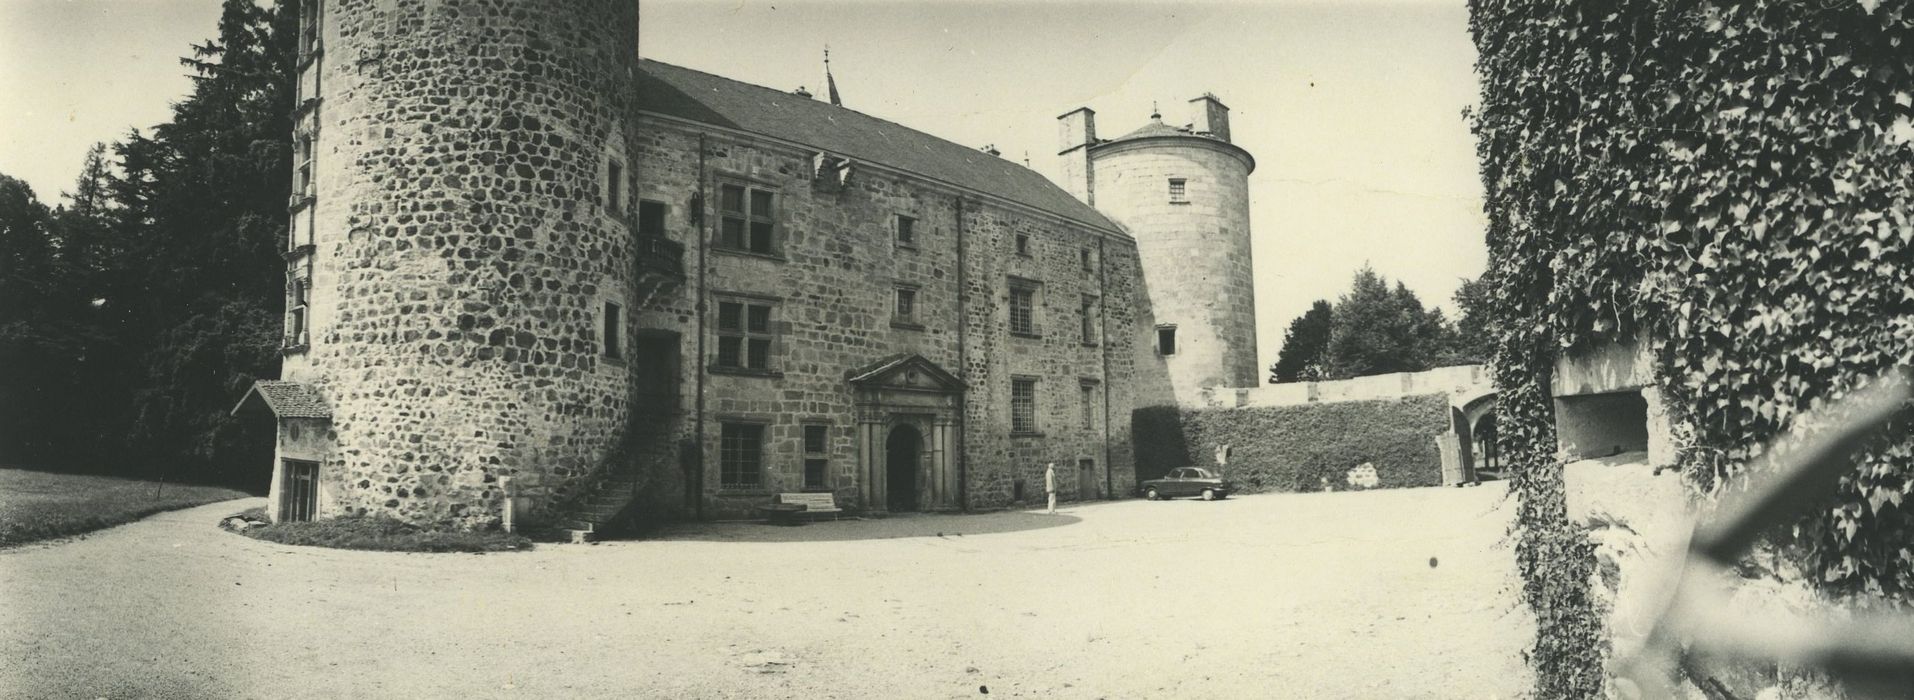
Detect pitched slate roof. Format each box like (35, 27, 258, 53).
(635, 60, 1123, 235)
(231, 380, 331, 419)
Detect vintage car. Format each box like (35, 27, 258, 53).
(1139, 467, 1233, 501)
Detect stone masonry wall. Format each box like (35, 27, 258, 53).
(1090, 138, 1258, 403)
(632, 118, 1150, 518)
(297, 0, 643, 527)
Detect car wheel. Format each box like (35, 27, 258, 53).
(1201, 489, 1217, 501)
(1145, 487, 1160, 501)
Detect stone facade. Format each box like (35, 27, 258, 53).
(270, 0, 645, 527)
(1058, 99, 1260, 405)
(252, 1, 1184, 527)
(632, 114, 1150, 519)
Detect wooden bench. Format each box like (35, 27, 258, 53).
(775, 492, 842, 520)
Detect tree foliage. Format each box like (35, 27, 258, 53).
(0, 0, 298, 489)
(1269, 268, 1486, 383)
(1269, 300, 1333, 383)
(1468, 0, 1914, 695)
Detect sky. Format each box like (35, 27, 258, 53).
(1, 0, 1488, 376)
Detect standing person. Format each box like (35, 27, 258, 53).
(1044, 462, 1058, 514)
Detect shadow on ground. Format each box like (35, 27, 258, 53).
(631, 507, 1091, 543)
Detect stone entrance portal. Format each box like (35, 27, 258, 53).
(887, 425, 922, 512)
(848, 354, 967, 513)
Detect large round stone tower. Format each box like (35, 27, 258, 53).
(270, 1, 644, 527)
(1058, 96, 1259, 402)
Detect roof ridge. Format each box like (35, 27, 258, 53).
(638, 58, 1051, 179)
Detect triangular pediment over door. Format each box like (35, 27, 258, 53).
(846, 354, 967, 394)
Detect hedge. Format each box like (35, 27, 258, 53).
(1133, 394, 1449, 493)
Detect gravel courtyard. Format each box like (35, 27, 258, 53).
(1, 485, 1531, 699)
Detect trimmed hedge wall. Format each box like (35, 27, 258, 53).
(1133, 394, 1450, 493)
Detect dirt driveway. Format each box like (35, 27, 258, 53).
(1, 485, 1531, 699)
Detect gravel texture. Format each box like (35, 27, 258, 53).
(1, 485, 1530, 699)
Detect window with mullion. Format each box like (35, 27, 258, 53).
(717, 183, 777, 255)
(715, 299, 776, 371)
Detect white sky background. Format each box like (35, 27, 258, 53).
(1, 0, 1487, 376)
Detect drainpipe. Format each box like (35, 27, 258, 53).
(954, 194, 969, 512)
(692, 132, 710, 520)
(1098, 235, 1113, 499)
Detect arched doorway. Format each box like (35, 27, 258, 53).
(886, 424, 922, 512)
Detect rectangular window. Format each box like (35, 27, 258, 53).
(1015, 233, 1030, 256)
(1080, 295, 1097, 345)
(1080, 247, 1092, 272)
(1011, 378, 1038, 434)
(607, 160, 623, 215)
(1008, 281, 1038, 336)
(894, 287, 917, 324)
(298, 0, 320, 59)
(287, 276, 310, 347)
(638, 200, 666, 237)
(803, 424, 828, 490)
(1169, 178, 1188, 204)
(296, 135, 313, 197)
(719, 423, 764, 488)
(1080, 382, 1098, 429)
(715, 299, 775, 370)
(895, 215, 916, 247)
(603, 301, 622, 359)
(1157, 325, 1178, 355)
(718, 183, 777, 254)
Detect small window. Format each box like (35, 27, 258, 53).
(1008, 280, 1039, 336)
(298, 0, 320, 59)
(1080, 247, 1092, 272)
(287, 276, 310, 347)
(1015, 233, 1030, 256)
(1080, 382, 1097, 429)
(1011, 378, 1038, 434)
(803, 424, 828, 490)
(715, 299, 775, 370)
(894, 287, 917, 325)
(1168, 178, 1188, 204)
(1079, 295, 1097, 345)
(720, 423, 765, 488)
(638, 200, 667, 237)
(895, 215, 916, 247)
(718, 183, 777, 255)
(296, 136, 314, 197)
(607, 160, 623, 215)
(1157, 325, 1178, 355)
(603, 301, 623, 359)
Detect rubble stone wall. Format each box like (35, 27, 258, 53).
(299, 0, 643, 527)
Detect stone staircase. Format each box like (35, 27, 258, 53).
(553, 473, 646, 542)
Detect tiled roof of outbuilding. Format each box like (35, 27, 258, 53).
(231, 380, 331, 419)
(634, 60, 1123, 235)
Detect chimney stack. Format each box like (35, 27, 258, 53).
(1189, 94, 1231, 143)
(1057, 107, 1097, 204)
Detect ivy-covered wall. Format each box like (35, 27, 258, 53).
(1132, 394, 1448, 492)
(1467, 2, 1914, 696)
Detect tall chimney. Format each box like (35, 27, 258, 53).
(1057, 107, 1097, 204)
(1189, 94, 1231, 143)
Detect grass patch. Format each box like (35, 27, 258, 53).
(0, 468, 252, 547)
(234, 509, 532, 553)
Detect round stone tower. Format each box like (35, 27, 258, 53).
(1059, 96, 1259, 402)
(282, 1, 644, 527)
